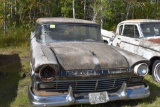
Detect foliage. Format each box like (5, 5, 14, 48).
(0, 26, 30, 48)
(1, 0, 160, 32)
(0, 0, 160, 48)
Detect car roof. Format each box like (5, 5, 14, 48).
(120, 19, 160, 24)
(36, 17, 98, 25)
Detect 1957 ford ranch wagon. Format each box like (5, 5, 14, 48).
(29, 18, 150, 107)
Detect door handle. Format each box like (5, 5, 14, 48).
(117, 38, 121, 40)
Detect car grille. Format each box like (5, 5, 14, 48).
(37, 77, 144, 93)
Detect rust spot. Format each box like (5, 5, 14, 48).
(117, 43, 120, 47)
(33, 89, 67, 96)
(147, 38, 160, 44)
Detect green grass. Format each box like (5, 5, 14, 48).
(0, 47, 31, 107)
(0, 46, 160, 107)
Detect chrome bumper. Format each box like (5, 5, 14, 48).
(28, 83, 150, 107)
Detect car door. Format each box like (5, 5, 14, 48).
(113, 24, 141, 54)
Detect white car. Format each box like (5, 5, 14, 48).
(102, 19, 160, 82)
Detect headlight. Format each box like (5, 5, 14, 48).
(134, 63, 148, 76)
(39, 65, 57, 82)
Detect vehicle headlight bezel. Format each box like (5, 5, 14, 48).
(38, 65, 58, 82)
(134, 63, 148, 76)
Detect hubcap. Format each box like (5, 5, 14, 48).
(158, 65, 160, 78)
(155, 63, 160, 82)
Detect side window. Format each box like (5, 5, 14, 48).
(123, 25, 140, 38)
(35, 24, 42, 40)
(119, 25, 123, 35)
(154, 27, 160, 35)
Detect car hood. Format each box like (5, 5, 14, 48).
(48, 42, 129, 70)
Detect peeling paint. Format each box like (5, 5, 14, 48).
(148, 38, 160, 44)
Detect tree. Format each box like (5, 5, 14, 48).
(3, 0, 6, 36)
(72, 0, 75, 18)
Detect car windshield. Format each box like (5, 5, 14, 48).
(38, 23, 101, 42)
(140, 23, 160, 37)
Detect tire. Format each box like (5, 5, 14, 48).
(152, 60, 160, 82)
(104, 41, 108, 44)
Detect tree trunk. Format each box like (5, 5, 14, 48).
(131, 4, 135, 19)
(126, 2, 131, 19)
(15, 0, 18, 26)
(3, 0, 6, 36)
(10, 1, 13, 27)
(83, 0, 86, 19)
(100, 0, 103, 28)
(29, 5, 32, 27)
(92, 1, 97, 22)
(72, 0, 75, 19)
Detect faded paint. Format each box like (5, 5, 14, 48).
(31, 18, 150, 74)
(36, 17, 97, 25)
(102, 19, 160, 81)
(102, 19, 160, 61)
(101, 29, 115, 44)
(112, 46, 149, 67)
(49, 42, 129, 70)
(30, 32, 58, 73)
(120, 19, 160, 24)
(148, 38, 160, 44)
(140, 40, 160, 52)
(29, 18, 150, 106)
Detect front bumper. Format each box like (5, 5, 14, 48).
(28, 83, 150, 107)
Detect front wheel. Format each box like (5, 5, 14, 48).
(152, 60, 160, 82)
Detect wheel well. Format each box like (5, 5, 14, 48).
(149, 56, 160, 74)
(103, 40, 108, 44)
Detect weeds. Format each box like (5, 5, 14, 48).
(0, 26, 31, 48)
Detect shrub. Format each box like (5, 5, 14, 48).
(0, 26, 31, 48)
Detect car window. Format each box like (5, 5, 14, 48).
(119, 25, 123, 35)
(36, 23, 101, 42)
(141, 23, 160, 37)
(35, 24, 42, 40)
(123, 25, 140, 38)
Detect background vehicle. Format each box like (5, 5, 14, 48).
(102, 19, 160, 82)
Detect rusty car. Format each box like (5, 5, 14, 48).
(29, 18, 150, 107)
(102, 19, 160, 82)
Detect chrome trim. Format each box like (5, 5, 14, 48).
(28, 82, 150, 107)
(134, 63, 148, 76)
(117, 82, 127, 99)
(66, 85, 75, 104)
(64, 68, 129, 77)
